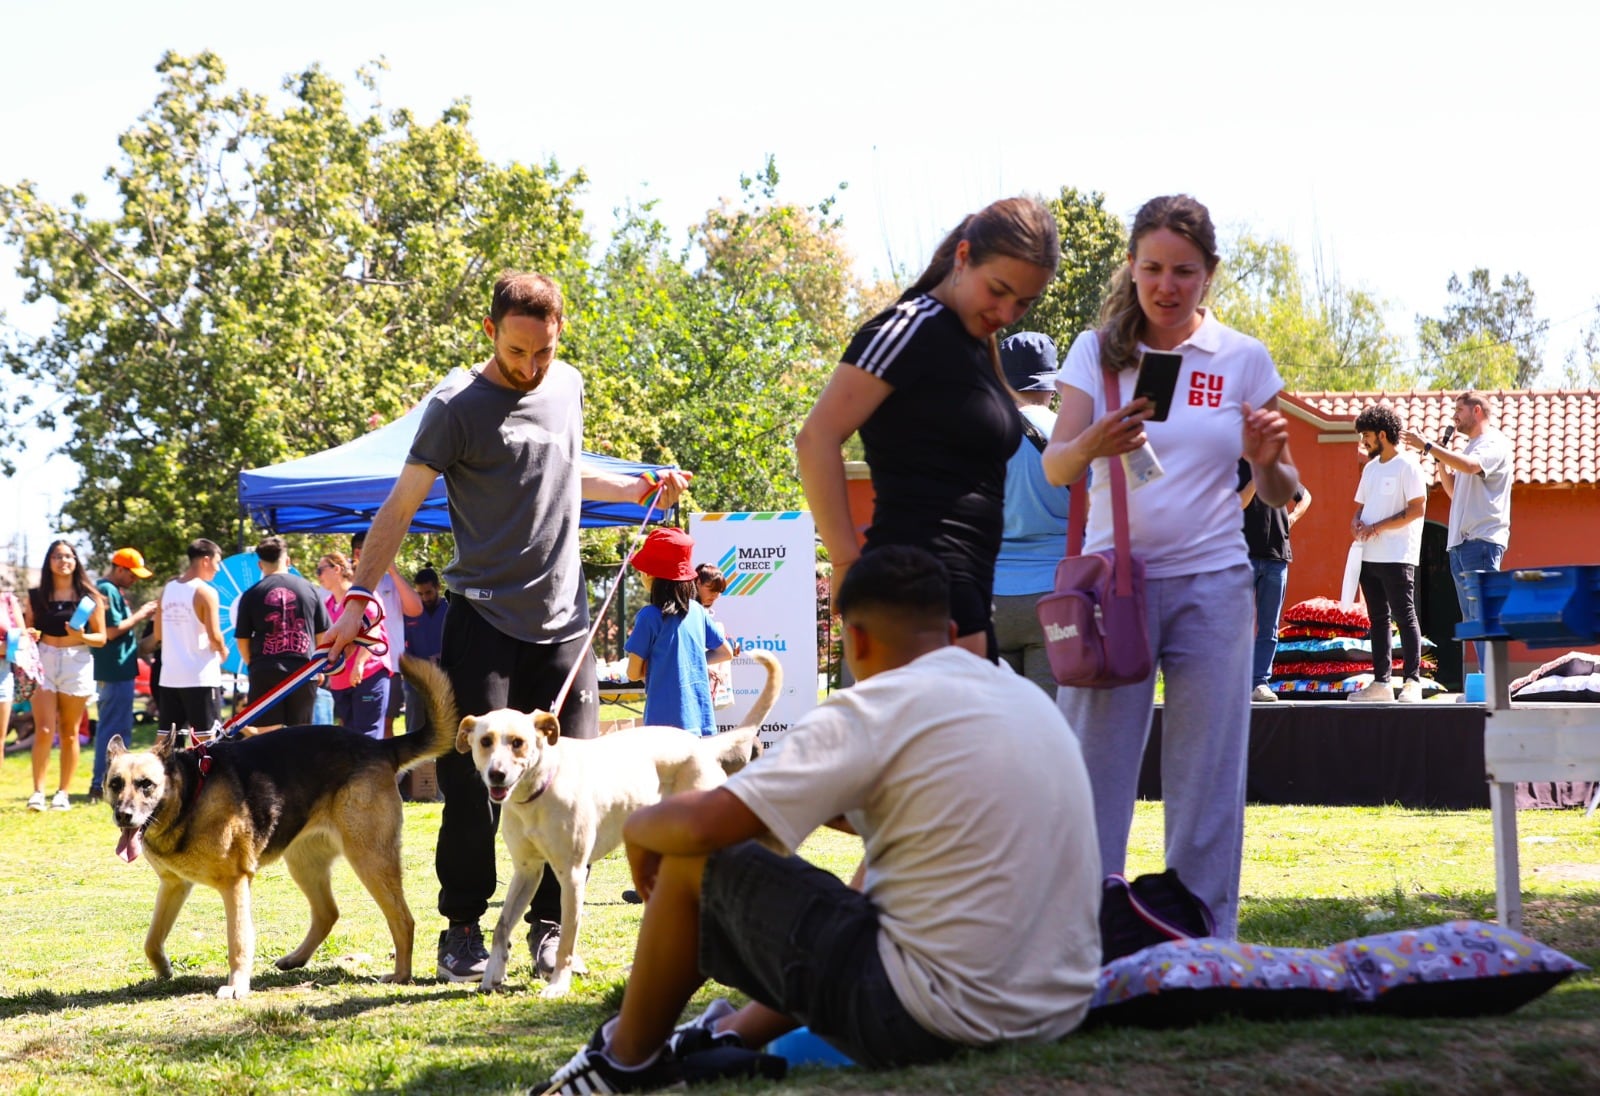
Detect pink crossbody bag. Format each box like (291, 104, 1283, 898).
(1035, 364, 1153, 688)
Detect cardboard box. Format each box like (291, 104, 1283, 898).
(407, 759, 440, 802)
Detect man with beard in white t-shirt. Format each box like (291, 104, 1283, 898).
(1350, 404, 1428, 703)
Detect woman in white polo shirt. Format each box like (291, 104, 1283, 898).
(1041, 194, 1300, 939)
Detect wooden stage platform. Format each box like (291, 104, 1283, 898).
(1135, 702, 1592, 811)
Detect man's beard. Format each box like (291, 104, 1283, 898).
(490, 352, 542, 392)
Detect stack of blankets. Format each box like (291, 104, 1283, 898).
(1269, 597, 1444, 700)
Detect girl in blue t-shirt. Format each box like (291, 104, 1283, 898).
(623, 528, 733, 736)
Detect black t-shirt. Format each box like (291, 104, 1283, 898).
(1237, 459, 1302, 562)
(233, 572, 332, 676)
(844, 295, 1020, 591)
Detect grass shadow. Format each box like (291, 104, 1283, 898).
(0, 962, 481, 1020)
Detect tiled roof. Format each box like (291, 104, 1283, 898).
(1283, 389, 1600, 486)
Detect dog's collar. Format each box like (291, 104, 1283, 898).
(512, 761, 558, 806)
(184, 741, 213, 807)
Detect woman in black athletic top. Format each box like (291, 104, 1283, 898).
(797, 197, 1059, 659)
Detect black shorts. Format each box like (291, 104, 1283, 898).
(165, 686, 222, 733)
(698, 842, 958, 1070)
(383, 668, 404, 720)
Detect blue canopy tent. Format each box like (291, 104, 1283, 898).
(237, 373, 672, 534)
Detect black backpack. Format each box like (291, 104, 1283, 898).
(1099, 870, 1216, 964)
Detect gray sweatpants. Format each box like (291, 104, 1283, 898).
(1056, 564, 1254, 938)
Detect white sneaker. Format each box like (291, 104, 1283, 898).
(1348, 680, 1394, 703)
(51, 791, 71, 811)
(1251, 684, 1278, 703)
(1397, 679, 1424, 703)
(26, 792, 46, 811)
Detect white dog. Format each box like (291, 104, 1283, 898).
(458, 650, 782, 996)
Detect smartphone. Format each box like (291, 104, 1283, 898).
(1132, 351, 1183, 422)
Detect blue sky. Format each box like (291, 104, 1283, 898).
(2, 0, 1595, 565)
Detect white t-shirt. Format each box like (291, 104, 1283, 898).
(1354, 450, 1427, 564)
(1057, 312, 1284, 578)
(374, 572, 407, 674)
(1446, 427, 1513, 549)
(723, 646, 1101, 1046)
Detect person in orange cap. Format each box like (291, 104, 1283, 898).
(89, 548, 159, 801)
(624, 528, 735, 737)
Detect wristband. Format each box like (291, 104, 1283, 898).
(637, 468, 666, 503)
(1424, 442, 1433, 454)
(343, 586, 384, 624)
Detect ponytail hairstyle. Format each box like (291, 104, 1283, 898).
(1097, 194, 1220, 373)
(899, 196, 1061, 386)
(899, 196, 1061, 304)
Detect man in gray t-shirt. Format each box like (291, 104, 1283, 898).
(1403, 391, 1513, 672)
(324, 271, 690, 983)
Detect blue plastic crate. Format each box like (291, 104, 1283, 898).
(1456, 566, 1600, 647)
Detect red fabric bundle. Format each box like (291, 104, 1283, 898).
(1282, 597, 1371, 636)
(1275, 658, 1437, 681)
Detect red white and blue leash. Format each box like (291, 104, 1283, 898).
(207, 590, 389, 737)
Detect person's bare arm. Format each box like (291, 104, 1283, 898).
(236, 637, 252, 665)
(195, 586, 226, 657)
(326, 462, 437, 662)
(582, 466, 693, 506)
(1239, 481, 1257, 509)
(706, 642, 734, 665)
(1242, 397, 1301, 508)
(796, 364, 892, 592)
(1287, 486, 1313, 527)
(72, 601, 108, 648)
(1041, 385, 1155, 487)
(389, 565, 422, 618)
(623, 787, 769, 901)
(105, 599, 156, 642)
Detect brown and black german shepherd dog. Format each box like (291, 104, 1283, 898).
(104, 655, 457, 999)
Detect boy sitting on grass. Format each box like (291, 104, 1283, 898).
(538, 545, 1102, 1094)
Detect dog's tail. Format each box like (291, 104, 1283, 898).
(388, 655, 459, 773)
(706, 650, 784, 774)
(738, 650, 783, 730)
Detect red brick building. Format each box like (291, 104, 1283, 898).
(1279, 389, 1600, 685)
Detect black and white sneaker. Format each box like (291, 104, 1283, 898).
(437, 923, 489, 983)
(533, 1021, 681, 1095)
(667, 997, 743, 1058)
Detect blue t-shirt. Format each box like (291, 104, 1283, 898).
(994, 403, 1072, 596)
(404, 600, 449, 662)
(624, 601, 727, 736)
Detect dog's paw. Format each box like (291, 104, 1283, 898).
(215, 982, 251, 1000)
(379, 972, 412, 985)
(477, 979, 507, 995)
(538, 977, 572, 999)
(150, 958, 173, 980)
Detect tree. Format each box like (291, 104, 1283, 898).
(1559, 305, 1600, 389)
(1417, 269, 1545, 389)
(1005, 186, 1126, 349)
(1212, 232, 1409, 390)
(577, 160, 870, 516)
(0, 52, 589, 570)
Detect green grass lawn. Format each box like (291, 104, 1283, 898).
(1, 726, 1597, 1095)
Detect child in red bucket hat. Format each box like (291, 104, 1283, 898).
(624, 528, 735, 736)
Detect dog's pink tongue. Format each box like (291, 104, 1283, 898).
(116, 828, 142, 863)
